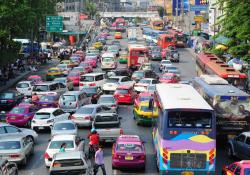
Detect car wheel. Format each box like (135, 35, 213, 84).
(227, 145, 234, 158)
(27, 135, 34, 144)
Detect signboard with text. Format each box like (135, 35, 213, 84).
(190, 5, 208, 11)
(46, 16, 63, 32)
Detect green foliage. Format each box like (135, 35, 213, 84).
(157, 6, 165, 18)
(85, 0, 97, 19)
(217, 0, 250, 61)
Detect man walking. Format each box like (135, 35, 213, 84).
(93, 145, 106, 175)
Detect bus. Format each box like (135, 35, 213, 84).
(157, 34, 176, 49)
(196, 52, 248, 91)
(193, 75, 250, 137)
(152, 84, 216, 175)
(168, 29, 187, 47)
(150, 18, 164, 30)
(113, 18, 126, 32)
(127, 44, 149, 71)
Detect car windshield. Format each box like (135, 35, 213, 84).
(168, 111, 212, 128)
(82, 87, 97, 94)
(68, 72, 79, 77)
(103, 57, 114, 62)
(148, 85, 156, 91)
(133, 72, 144, 78)
(33, 85, 48, 91)
(76, 107, 94, 114)
(0, 141, 21, 150)
(0, 93, 14, 99)
(141, 106, 157, 112)
(95, 115, 118, 122)
(107, 78, 119, 83)
(139, 79, 151, 84)
(73, 67, 82, 72)
(139, 96, 152, 102)
(49, 140, 74, 149)
(116, 143, 142, 152)
(35, 112, 50, 119)
(40, 95, 55, 102)
(57, 65, 67, 69)
(98, 97, 115, 103)
(54, 78, 66, 83)
(162, 60, 171, 64)
(245, 169, 250, 175)
(162, 75, 173, 80)
(80, 76, 94, 82)
(116, 89, 129, 94)
(86, 53, 97, 57)
(61, 95, 76, 102)
(10, 107, 26, 114)
(54, 123, 75, 130)
(17, 83, 29, 88)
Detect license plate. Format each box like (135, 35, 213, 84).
(119, 95, 124, 97)
(125, 155, 133, 160)
(38, 126, 44, 129)
(10, 117, 16, 120)
(42, 104, 47, 107)
(1, 100, 7, 103)
(105, 139, 113, 142)
(181, 171, 194, 175)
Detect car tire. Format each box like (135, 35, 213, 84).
(227, 145, 234, 159)
(27, 135, 34, 144)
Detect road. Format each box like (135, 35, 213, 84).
(17, 31, 233, 175)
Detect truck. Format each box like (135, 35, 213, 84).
(92, 113, 123, 142)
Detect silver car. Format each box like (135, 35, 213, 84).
(97, 95, 118, 112)
(49, 151, 90, 175)
(51, 120, 78, 137)
(0, 123, 38, 143)
(0, 135, 34, 166)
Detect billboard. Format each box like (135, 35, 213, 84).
(172, 0, 189, 16)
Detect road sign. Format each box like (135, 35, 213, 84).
(46, 16, 63, 32)
(190, 5, 208, 11)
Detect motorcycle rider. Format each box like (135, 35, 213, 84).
(88, 128, 100, 158)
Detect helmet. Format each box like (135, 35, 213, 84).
(91, 128, 96, 133)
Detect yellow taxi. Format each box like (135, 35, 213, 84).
(114, 32, 122, 39)
(46, 67, 63, 81)
(133, 101, 158, 125)
(92, 42, 103, 50)
(60, 60, 75, 68)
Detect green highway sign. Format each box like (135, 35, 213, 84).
(46, 16, 63, 32)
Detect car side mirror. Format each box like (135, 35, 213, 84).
(48, 139, 51, 142)
(118, 116, 122, 120)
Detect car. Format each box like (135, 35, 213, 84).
(131, 70, 158, 82)
(53, 77, 74, 91)
(79, 73, 106, 90)
(159, 73, 179, 84)
(67, 71, 81, 86)
(44, 134, 85, 167)
(114, 85, 136, 104)
(92, 113, 123, 142)
(107, 45, 119, 57)
(51, 120, 77, 137)
(27, 75, 42, 84)
(222, 160, 250, 175)
(36, 94, 59, 109)
(105, 40, 114, 47)
(166, 49, 180, 62)
(6, 104, 37, 128)
(72, 66, 87, 75)
(0, 159, 18, 175)
(147, 84, 156, 93)
(159, 59, 172, 71)
(79, 62, 93, 73)
(0, 135, 34, 166)
(93, 41, 103, 50)
(164, 66, 181, 77)
(70, 56, 81, 66)
(118, 51, 128, 64)
(134, 78, 158, 93)
(133, 101, 158, 125)
(32, 82, 67, 98)
(31, 108, 70, 132)
(49, 151, 90, 175)
(114, 32, 122, 39)
(81, 86, 103, 104)
(46, 67, 64, 81)
(150, 49, 162, 61)
(103, 76, 135, 94)
(227, 132, 250, 159)
(0, 123, 38, 143)
(0, 91, 24, 111)
(139, 63, 154, 71)
(112, 135, 146, 170)
(16, 81, 34, 97)
(97, 95, 118, 112)
(134, 92, 153, 108)
(107, 68, 132, 78)
(85, 56, 97, 68)
(60, 60, 75, 68)
(56, 64, 72, 76)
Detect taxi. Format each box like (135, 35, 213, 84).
(134, 92, 153, 108)
(46, 67, 63, 81)
(36, 94, 59, 109)
(92, 41, 103, 50)
(114, 85, 136, 104)
(118, 51, 128, 64)
(114, 32, 122, 39)
(133, 101, 158, 125)
(159, 73, 179, 84)
(60, 60, 75, 68)
(27, 75, 42, 84)
(112, 135, 146, 170)
(222, 160, 250, 175)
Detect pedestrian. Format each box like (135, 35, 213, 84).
(93, 145, 106, 175)
(59, 143, 67, 153)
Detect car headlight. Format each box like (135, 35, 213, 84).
(47, 119, 54, 123)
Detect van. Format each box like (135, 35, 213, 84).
(59, 91, 90, 113)
(101, 52, 117, 70)
(32, 82, 67, 97)
(79, 73, 106, 90)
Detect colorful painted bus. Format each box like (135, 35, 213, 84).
(152, 84, 216, 175)
(157, 34, 176, 49)
(168, 29, 187, 47)
(196, 52, 248, 91)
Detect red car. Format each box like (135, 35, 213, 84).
(27, 75, 42, 84)
(159, 73, 179, 84)
(85, 57, 97, 68)
(222, 160, 250, 175)
(6, 103, 37, 127)
(134, 92, 153, 108)
(114, 85, 136, 104)
(67, 71, 80, 86)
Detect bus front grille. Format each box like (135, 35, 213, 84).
(170, 153, 207, 169)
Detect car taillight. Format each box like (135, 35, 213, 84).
(84, 116, 91, 120)
(52, 162, 61, 167)
(44, 152, 50, 159)
(70, 115, 76, 119)
(47, 119, 54, 123)
(162, 147, 168, 165)
(113, 153, 118, 159)
(10, 154, 20, 158)
(111, 105, 116, 108)
(28, 87, 31, 90)
(89, 83, 96, 86)
(120, 129, 124, 135)
(169, 130, 178, 135)
(79, 83, 84, 86)
(7, 100, 14, 103)
(140, 155, 145, 160)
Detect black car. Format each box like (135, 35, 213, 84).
(107, 68, 132, 78)
(81, 86, 103, 104)
(131, 70, 159, 82)
(0, 90, 24, 111)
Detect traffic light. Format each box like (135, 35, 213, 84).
(200, 0, 209, 5)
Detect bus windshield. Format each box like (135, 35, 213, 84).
(168, 111, 212, 128)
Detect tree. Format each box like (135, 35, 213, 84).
(85, 0, 97, 19)
(217, 0, 250, 61)
(157, 6, 165, 18)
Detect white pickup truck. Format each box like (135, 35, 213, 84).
(92, 113, 123, 142)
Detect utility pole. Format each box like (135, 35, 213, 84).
(181, 0, 184, 31)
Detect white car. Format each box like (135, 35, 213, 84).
(31, 108, 70, 132)
(134, 78, 158, 92)
(44, 134, 85, 167)
(54, 77, 74, 91)
(16, 81, 34, 96)
(159, 60, 172, 71)
(102, 76, 135, 93)
(51, 120, 78, 137)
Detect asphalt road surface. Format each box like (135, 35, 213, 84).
(16, 31, 233, 175)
